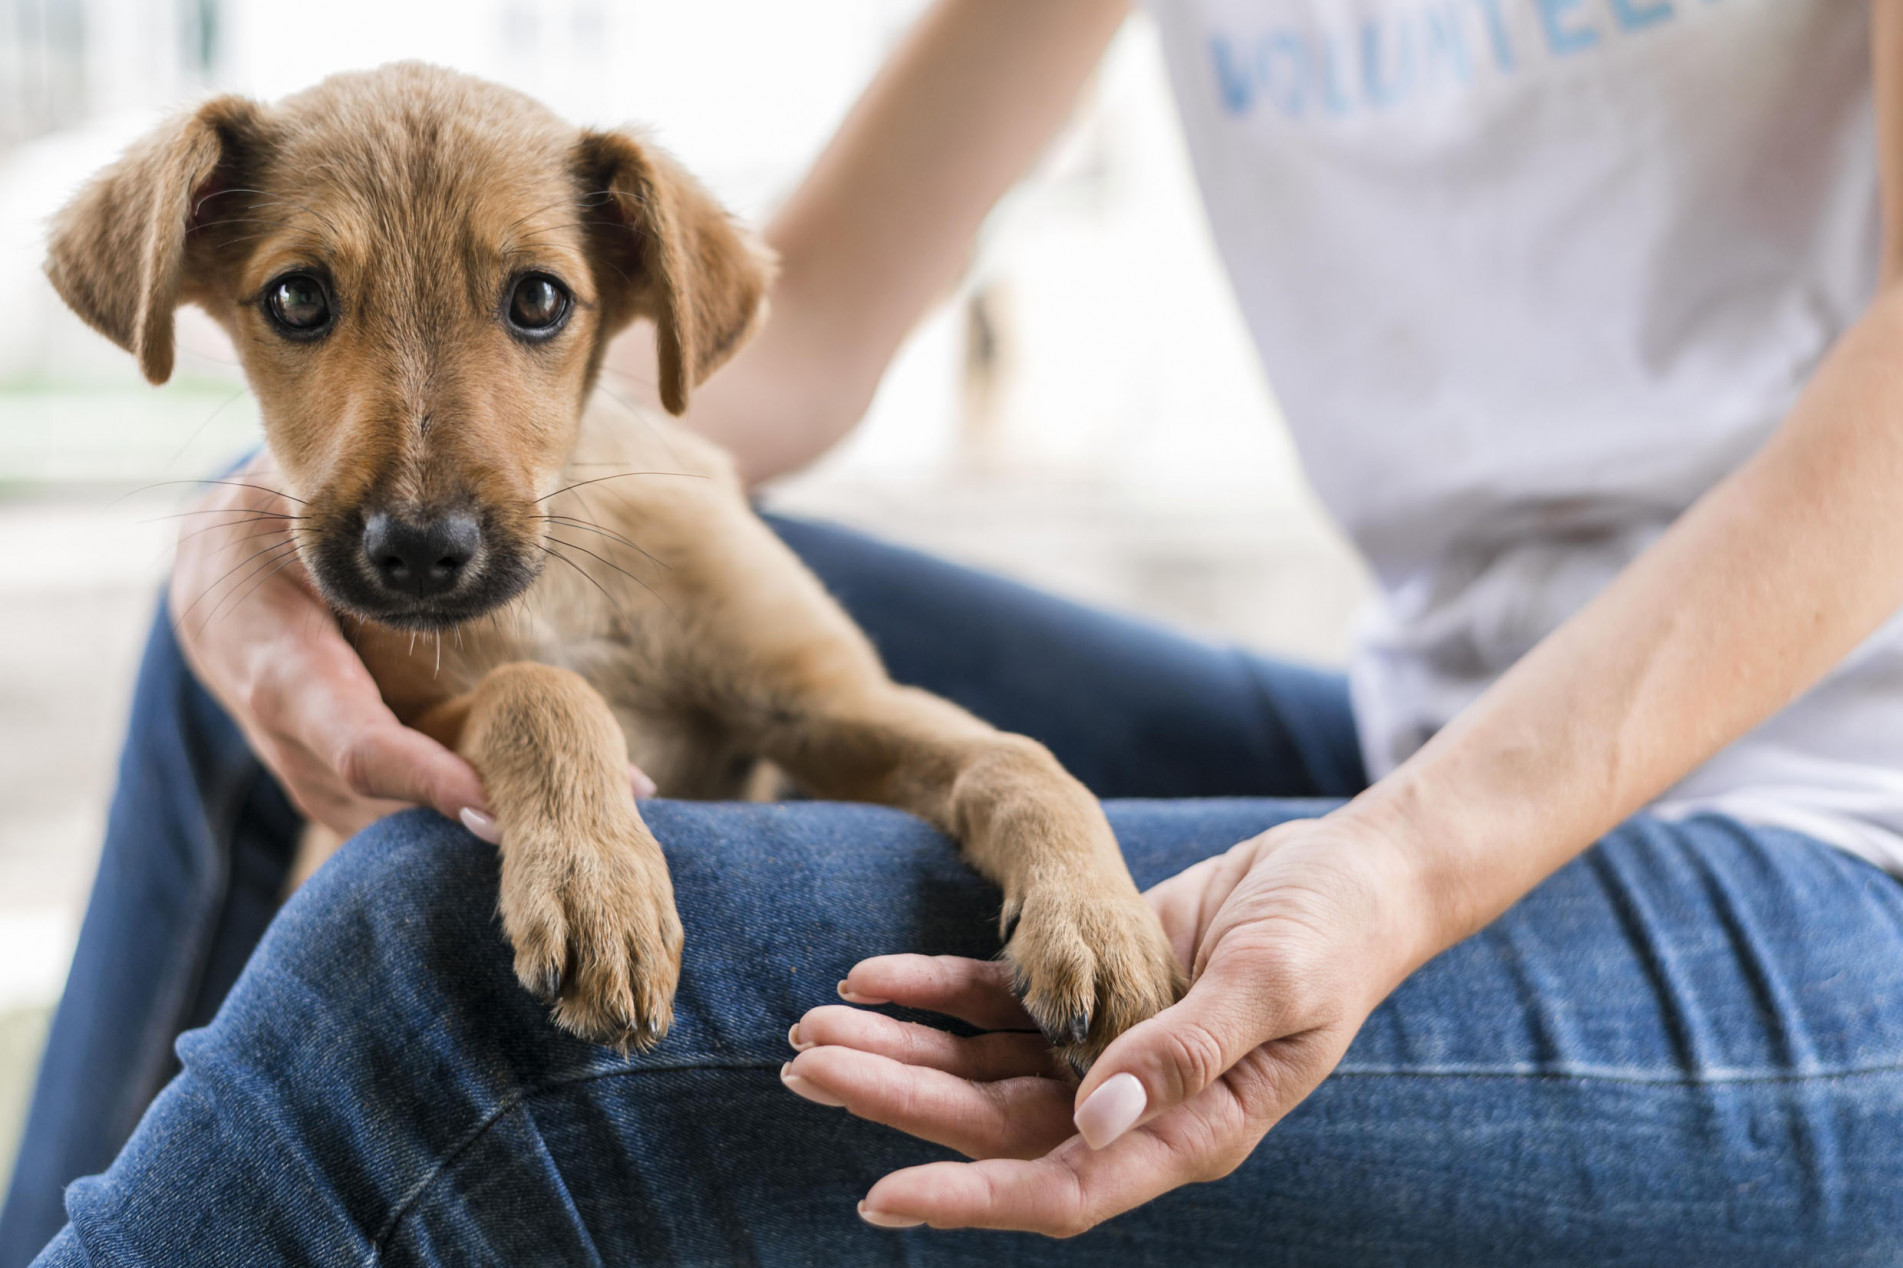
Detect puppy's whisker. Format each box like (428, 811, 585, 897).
(176, 519, 314, 551)
(139, 506, 304, 523)
(198, 216, 298, 230)
(512, 220, 629, 236)
(536, 471, 706, 503)
(584, 383, 688, 468)
(533, 513, 666, 568)
(165, 386, 252, 471)
(209, 545, 309, 632)
(596, 365, 660, 392)
(544, 536, 673, 615)
(174, 535, 298, 624)
(189, 540, 302, 635)
(541, 502, 668, 571)
(502, 191, 607, 237)
(190, 188, 341, 235)
(533, 543, 643, 631)
(114, 479, 308, 508)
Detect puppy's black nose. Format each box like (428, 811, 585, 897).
(362, 512, 480, 598)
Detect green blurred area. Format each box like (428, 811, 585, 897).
(0, 379, 250, 1195)
(0, 1007, 51, 1197)
(0, 379, 260, 491)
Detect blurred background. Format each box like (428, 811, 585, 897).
(0, 0, 1368, 1184)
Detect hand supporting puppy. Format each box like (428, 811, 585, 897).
(169, 454, 658, 837)
(781, 813, 1433, 1237)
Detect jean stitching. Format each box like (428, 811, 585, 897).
(1330, 1060, 1903, 1086)
(367, 1059, 781, 1261)
(369, 1052, 1903, 1257)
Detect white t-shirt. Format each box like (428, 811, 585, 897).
(1143, 0, 1903, 871)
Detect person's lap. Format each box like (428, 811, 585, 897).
(9, 517, 1903, 1264)
(34, 802, 1903, 1266)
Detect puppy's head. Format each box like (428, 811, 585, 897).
(46, 63, 768, 628)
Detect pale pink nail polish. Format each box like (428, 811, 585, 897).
(857, 1202, 923, 1229)
(459, 807, 501, 845)
(1075, 1072, 1147, 1149)
(630, 766, 657, 800)
(780, 1063, 846, 1107)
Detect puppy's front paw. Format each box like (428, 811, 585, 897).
(1004, 883, 1185, 1075)
(497, 810, 683, 1050)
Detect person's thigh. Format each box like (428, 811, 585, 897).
(1213, 813, 1903, 1265)
(35, 805, 1903, 1266)
(766, 514, 1367, 799)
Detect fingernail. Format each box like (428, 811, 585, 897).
(459, 807, 500, 845)
(857, 1201, 923, 1229)
(780, 1062, 845, 1107)
(1075, 1072, 1147, 1149)
(837, 980, 888, 1005)
(630, 766, 657, 800)
(787, 1023, 812, 1051)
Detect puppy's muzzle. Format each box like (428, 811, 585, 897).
(362, 511, 482, 600)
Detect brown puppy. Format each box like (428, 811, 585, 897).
(45, 62, 1182, 1069)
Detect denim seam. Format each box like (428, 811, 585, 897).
(367, 1058, 781, 1263)
(367, 1053, 1903, 1258)
(1330, 1061, 1903, 1087)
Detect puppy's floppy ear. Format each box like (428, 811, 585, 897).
(575, 129, 773, 415)
(45, 95, 264, 385)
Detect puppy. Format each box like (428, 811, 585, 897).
(45, 62, 1182, 1069)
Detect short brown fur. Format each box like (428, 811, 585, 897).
(47, 63, 1181, 1068)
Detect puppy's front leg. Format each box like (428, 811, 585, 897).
(755, 687, 1184, 1072)
(435, 664, 682, 1048)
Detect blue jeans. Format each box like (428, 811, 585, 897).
(8, 518, 1903, 1265)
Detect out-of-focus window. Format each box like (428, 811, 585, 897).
(0, 0, 218, 147)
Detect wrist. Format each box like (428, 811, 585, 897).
(1322, 784, 1468, 983)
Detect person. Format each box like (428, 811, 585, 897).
(7, 0, 1903, 1261)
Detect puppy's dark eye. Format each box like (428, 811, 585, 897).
(263, 273, 332, 338)
(507, 274, 570, 338)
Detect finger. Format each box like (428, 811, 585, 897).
(782, 1046, 1073, 1160)
(1141, 853, 1228, 969)
(448, 763, 656, 847)
(329, 721, 489, 823)
(261, 739, 408, 836)
(1070, 948, 1277, 1149)
(792, 1005, 1056, 1081)
(858, 1131, 1191, 1235)
(838, 955, 1035, 1030)
(263, 642, 488, 820)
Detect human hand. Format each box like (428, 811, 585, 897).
(166, 455, 657, 837)
(780, 813, 1434, 1236)
(167, 454, 492, 834)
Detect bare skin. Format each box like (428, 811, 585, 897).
(174, 0, 1903, 1237)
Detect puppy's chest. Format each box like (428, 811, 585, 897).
(476, 632, 766, 802)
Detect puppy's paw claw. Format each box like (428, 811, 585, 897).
(532, 965, 566, 1006)
(499, 814, 683, 1050)
(1004, 886, 1183, 1074)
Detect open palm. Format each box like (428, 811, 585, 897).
(781, 817, 1430, 1236)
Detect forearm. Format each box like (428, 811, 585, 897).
(614, 0, 1130, 483)
(1344, 282, 1903, 968)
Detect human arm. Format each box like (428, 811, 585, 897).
(780, 4, 1903, 1234)
(610, 0, 1133, 483)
